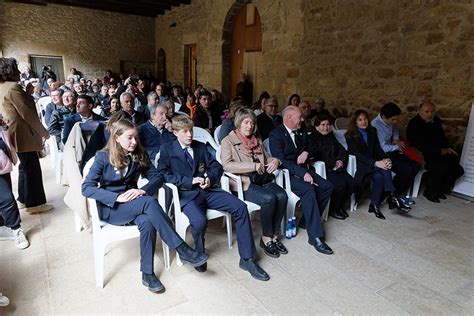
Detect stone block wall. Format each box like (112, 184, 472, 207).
(0, 2, 155, 80)
(155, 0, 473, 149)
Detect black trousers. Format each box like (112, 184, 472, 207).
(243, 182, 288, 237)
(17, 151, 47, 207)
(0, 173, 21, 230)
(326, 170, 355, 213)
(388, 152, 420, 196)
(425, 155, 464, 197)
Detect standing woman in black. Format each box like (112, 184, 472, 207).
(82, 119, 208, 292)
(0, 58, 53, 214)
(345, 110, 399, 220)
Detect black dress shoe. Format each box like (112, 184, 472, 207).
(387, 195, 411, 213)
(438, 193, 447, 200)
(423, 192, 440, 203)
(368, 203, 385, 220)
(142, 273, 165, 293)
(239, 259, 270, 281)
(341, 209, 349, 218)
(176, 242, 209, 267)
(273, 238, 288, 255)
(194, 262, 207, 273)
(330, 210, 346, 220)
(308, 237, 333, 255)
(260, 239, 280, 258)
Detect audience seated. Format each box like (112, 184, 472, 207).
(257, 97, 282, 141)
(310, 97, 333, 120)
(138, 103, 175, 162)
(44, 89, 63, 125)
(221, 108, 288, 258)
(179, 93, 197, 118)
(120, 92, 147, 126)
(288, 93, 300, 107)
(157, 115, 270, 281)
(372, 102, 419, 206)
(299, 101, 316, 134)
(269, 106, 334, 255)
(192, 89, 221, 133)
(155, 83, 169, 103)
(312, 115, 355, 220)
(62, 95, 106, 144)
(252, 91, 270, 115)
(48, 90, 77, 146)
(406, 101, 464, 203)
(345, 109, 408, 220)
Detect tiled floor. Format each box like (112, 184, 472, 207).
(0, 157, 473, 315)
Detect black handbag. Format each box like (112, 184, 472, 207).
(248, 171, 275, 186)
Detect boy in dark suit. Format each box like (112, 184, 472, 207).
(158, 115, 270, 281)
(269, 106, 334, 255)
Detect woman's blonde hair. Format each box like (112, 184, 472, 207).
(108, 119, 148, 169)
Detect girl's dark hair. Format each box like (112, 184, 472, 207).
(288, 93, 301, 105)
(313, 114, 333, 127)
(346, 109, 373, 138)
(0, 58, 19, 82)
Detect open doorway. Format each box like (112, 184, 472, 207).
(30, 55, 65, 83)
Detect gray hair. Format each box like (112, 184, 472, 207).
(147, 91, 158, 101)
(234, 108, 257, 134)
(120, 92, 135, 103)
(149, 103, 167, 115)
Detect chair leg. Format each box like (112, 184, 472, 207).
(411, 170, 424, 198)
(350, 194, 357, 212)
(161, 241, 170, 270)
(225, 215, 233, 249)
(74, 212, 82, 232)
(322, 199, 330, 222)
(93, 239, 105, 288)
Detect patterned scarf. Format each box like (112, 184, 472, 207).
(235, 130, 262, 156)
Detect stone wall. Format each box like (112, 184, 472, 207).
(155, 0, 474, 149)
(0, 2, 155, 80)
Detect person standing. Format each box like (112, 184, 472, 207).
(0, 58, 53, 214)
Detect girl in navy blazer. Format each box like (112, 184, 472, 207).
(82, 119, 208, 292)
(345, 110, 399, 220)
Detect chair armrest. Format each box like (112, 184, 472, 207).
(347, 155, 356, 177)
(223, 172, 244, 200)
(313, 161, 327, 179)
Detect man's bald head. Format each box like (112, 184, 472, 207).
(282, 105, 303, 131)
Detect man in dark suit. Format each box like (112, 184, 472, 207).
(269, 105, 334, 255)
(257, 97, 282, 140)
(62, 95, 106, 144)
(138, 103, 175, 163)
(120, 92, 147, 126)
(158, 115, 269, 281)
(192, 89, 221, 133)
(407, 101, 464, 203)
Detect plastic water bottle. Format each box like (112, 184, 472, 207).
(285, 218, 293, 239)
(291, 216, 297, 237)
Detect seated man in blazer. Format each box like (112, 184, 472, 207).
(257, 97, 282, 140)
(62, 94, 106, 144)
(158, 115, 270, 281)
(138, 103, 175, 163)
(269, 105, 334, 255)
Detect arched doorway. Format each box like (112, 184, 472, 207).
(222, 2, 262, 101)
(157, 48, 166, 83)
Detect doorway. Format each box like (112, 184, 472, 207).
(184, 44, 197, 91)
(222, 3, 262, 100)
(30, 55, 65, 83)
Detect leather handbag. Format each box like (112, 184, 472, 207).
(248, 171, 275, 186)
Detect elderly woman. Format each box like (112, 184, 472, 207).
(221, 108, 288, 258)
(0, 58, 52, 214)
(345, 110, 408, 220)
(312, 115, 355, 220)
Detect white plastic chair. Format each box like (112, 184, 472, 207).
(48, 137, 63, 184)
(164, 182, 233, 266)
(83, 158, 170, 288)
(37, 96, 52, 112)
(214, 125, 222, 145)
(411, 168, 427, 198)
(334, 117, 350, 130)
(193, 127, 219, 151)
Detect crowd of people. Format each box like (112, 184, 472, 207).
(0, 57, 465, 296)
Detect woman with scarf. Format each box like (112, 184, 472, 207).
(220, 108, 288, 259)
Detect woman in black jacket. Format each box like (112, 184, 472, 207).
(312, 115, 355, 220)
(345, 110, 407, 220)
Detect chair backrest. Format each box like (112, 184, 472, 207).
(82, 158, 103, 231)
(262, 138, 271, 155)
(334, 129, 348, 150)
(37, 96, 52, 110)
(214, 125, 222, 145)
(334, 117, 350, 130)
(193, 127, 219, 151)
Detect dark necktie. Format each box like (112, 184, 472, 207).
(292, 131, 302, 149)
(184, 147, 194, 168)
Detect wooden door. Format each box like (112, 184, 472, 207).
(184, 44, 197, 91)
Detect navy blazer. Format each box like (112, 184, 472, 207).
(82, 150, 162, 220)
(269, 124, 316, 178)
(62, 112, 106, 144)
(257, 112, 282, 140)
(138, 121, 176, 161)
(157, 140, 223, 206)
(345, 128, 388, 184)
